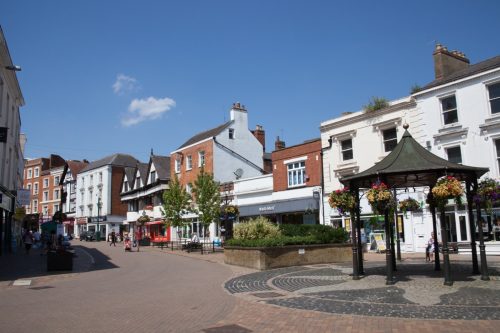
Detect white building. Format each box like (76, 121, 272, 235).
(320, 45, 500, 252)
(411, 44, 500, 246)
(0, 26, 25, 254)
(75, 153, 139, 240)
(60, 160, 88, 236)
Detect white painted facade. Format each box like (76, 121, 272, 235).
(413, 68, 500, 179)
(0, 27, 24, 215)
(75, 166, 123, 239)
(213, 108, 265, 183)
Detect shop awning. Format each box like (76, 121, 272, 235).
(145, 220, 164, 225)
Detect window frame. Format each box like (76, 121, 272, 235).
(54, 176, 60, 186)
(198, 151, 205, 167)
(445, 145, 463, 164)
(382, 127, 397, 153)
(150, 170, 156, 183)
(495, 138, 500, 174)
(43, 178, 49, 188)
(487, 81, 500, 115)
(440, 94, 459, 126)
(287, 160, 307, 188)
(33, 182, 39, 195)
(175, 158, 181, 173)
(340, 138, 354, 161)
(186, 155, 192, 170)
(229, 128, 235, 139)
(27, 168, 32, 179)
(34, 167, 39, 178)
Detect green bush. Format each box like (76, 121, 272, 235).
(233, 216, 281, 240)
(227, 223, 348, 247)
(363, 97, 389, 113)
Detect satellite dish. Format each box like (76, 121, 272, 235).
(234, 168, 243, 179)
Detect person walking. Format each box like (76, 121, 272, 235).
(110, 231, 117, 247)
(427, 232, 437, 262)
(22, 230, 34, 255)
(33, 230, 41, 249)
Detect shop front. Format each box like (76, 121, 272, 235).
(239, 197, 319, 225)
(145, 220, 170, 241)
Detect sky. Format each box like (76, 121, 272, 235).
(2, 0, 500, 163)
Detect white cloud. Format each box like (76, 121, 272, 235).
(112, 74, 139, 95)
(122, 96, 176, 127)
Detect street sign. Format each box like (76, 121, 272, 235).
(17, 189, 31, 206)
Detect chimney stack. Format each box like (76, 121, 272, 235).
(275, 136, 286, 150)
(433, 43, 469, 80)
(251, 125, 266, 152)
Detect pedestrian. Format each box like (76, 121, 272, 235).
(110, 231, 116, 247)
(33, 229, 41, 249)
(22, 229, 34, 255)
(427, 232, 436, 262)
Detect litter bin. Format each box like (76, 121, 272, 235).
(95, 231, 101, 242)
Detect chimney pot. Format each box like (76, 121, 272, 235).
(432, 44, 469, 80)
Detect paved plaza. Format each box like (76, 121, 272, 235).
(0, 241, 499, 332)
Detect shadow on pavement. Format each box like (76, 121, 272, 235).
(0, 244, 118, 282)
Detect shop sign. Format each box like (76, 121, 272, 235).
(17, 189, 31, 206)
(259, 205, 275, 212)
(298, 249, 305, 255)
(89, 216, 107, 223)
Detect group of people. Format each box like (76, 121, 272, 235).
(21, 229, 59, 255)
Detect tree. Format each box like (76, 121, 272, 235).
(192, 169, 221, 238)
(162, 175, 192, 236)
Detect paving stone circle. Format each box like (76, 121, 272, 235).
(224, 263, 500, 320)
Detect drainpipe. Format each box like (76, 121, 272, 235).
(320, 137, 333, 225)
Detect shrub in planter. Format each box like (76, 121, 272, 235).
(233, 216, 281, 240)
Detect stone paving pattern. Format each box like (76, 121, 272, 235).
(225, 259, 500, 321)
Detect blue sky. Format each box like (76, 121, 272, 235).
(2, 0, 500, 162)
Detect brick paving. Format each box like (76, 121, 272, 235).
(1, 242, 499, 332)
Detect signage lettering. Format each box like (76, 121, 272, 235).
(258, 205, 275, 212)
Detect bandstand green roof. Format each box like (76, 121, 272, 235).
(341, 125, 488, 189)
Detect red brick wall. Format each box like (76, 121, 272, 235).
(272, 139, 321, 192)
(171, 140, 214, 188)
(111, 167, 128, 216)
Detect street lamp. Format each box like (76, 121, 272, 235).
(5, 65, 21, 71)
(96, 196, 102, 241)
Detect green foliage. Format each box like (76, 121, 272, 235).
(363, 97, 389, 113)
(233, 216, 281, 240)
(278, 224, 348, 244)
(230, 222, 348, 247)
(410, 84, 422, 94)
(192, 168, 221, 233)
(161, 175, 192, 227)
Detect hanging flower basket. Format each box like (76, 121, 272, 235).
(137, 215, 150, 225)
(398, 197, 421, 215)
(223, 205, 239, 217)
(366, 182, 392, 214)
(328, 188, 356, 215)
(474, 178, 500, 214)
(431, 176, 464, 209)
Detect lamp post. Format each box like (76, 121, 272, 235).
(96, 196, 102, 241)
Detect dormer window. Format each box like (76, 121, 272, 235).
(229, 128, 234, 139)
(150, 170, 156, 183)
(135, 176, 141, 189)
(124, 182, 129, 192)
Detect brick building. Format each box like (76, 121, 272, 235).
(23, 154, 65, 222)
(235, 137, 323, 224)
